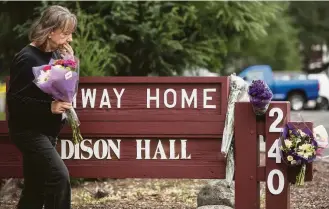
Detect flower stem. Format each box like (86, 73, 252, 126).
(296, 164, 306, 186)
(66, 109, 83, 144)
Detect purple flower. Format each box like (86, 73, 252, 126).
(248, 80, 273, 109)
(248, 80, 273, 100)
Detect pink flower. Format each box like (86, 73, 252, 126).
(43, 65, 51, 71)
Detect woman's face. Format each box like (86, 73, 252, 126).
(49, 23, 74, 49)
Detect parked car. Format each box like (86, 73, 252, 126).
(275, 72, 329, 110)
(307, 73, 329, 110)
(238, 65, 319, 111)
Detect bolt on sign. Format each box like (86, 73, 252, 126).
(0, 77, 314, 209)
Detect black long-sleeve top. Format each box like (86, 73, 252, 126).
(6, 44, 65, 137)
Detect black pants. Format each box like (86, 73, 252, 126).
(10, 131, 71, 209)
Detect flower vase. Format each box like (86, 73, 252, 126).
(249, 96, 271, 116)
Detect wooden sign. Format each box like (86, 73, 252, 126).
(0, 77, 229, 179)
(0, 76, 315, 209)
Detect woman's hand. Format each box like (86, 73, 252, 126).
(59, 43, 74, 57)
(51, 101, 72, 114)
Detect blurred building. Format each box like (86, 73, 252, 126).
(304, 44, 329, 75)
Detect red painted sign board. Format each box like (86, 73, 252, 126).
(0, 76, 314, 209)
(0, 77, 229, 179)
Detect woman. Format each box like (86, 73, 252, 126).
(6, 5, 77, 209)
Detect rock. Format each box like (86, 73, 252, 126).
(197, 205, 233, 209)
(197, 180, 234, 208)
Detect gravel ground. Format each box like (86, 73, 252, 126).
(290, 161, 329, 209)
(0, 161, 328, 209)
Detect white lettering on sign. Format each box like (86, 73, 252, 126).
(136, 139, 192, 160)
(136, 139, 151, 159)
(146, 88, 160, 108)
(267, 169, 285, 195)
(99, 89, 111, 108)
(181, 89, 197, 108)
(80, 139, 93, 159)
(74, 88, 216, 109)
(60, 139, 121, 160)
(268, 139, 281, 163)
(269, 107, 284, 132)
(146, 88, 216, 109)
(164, 89, 177, 108)
(80, 88, 125, 109)
(153, 140, 167, 159)
(114, 88, 125, 108)
(60, 139, 192, 160)
(203, 88, 216, 108)
(267, 107, 285, 195)
(81, 88, 97, 108)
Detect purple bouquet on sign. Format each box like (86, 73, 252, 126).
(248, 80, 273, 115)
(32, 54, 83, 144)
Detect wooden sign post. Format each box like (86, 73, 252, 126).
(0, 76, 314, 208)
(235, 102, 313, 209)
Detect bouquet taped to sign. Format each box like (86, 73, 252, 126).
(279, 115, 328, 186)
(32, 54, 83, 144)
(248, 80, 273, 116)
(221, 74, 249, 185)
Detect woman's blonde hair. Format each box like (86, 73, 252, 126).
(29, 5, 77, 46)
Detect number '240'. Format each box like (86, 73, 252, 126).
(267, 107, 285, 195)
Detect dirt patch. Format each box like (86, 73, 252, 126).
(71, 178, 207, 209)
(1, 161, 328, 209)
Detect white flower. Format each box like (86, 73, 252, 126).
(297, 144, 315, 159)
(284, 140, 292, 148)
(287, 155, 294, 161)
(36, 70, 50, 84)
(298, 130, 307, 137)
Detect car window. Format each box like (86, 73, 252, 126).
(246, 70, 265, 81)
(274, 74, 308, 80)
(292, 74, 307, 80)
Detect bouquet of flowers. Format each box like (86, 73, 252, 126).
(279, 123, 318, 186)
(32, 54, 83, 144)
(221, 74, 249, 185)
(248, 80, 273, 115)
(222, 74, 249, 155)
